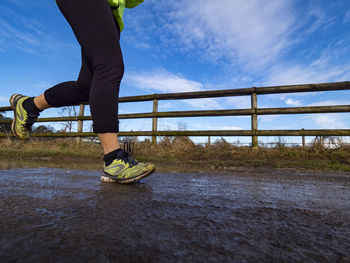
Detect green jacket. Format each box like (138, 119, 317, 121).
(108, 0, 144, 32)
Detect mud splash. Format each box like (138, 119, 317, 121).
(0, 168, 349, 262)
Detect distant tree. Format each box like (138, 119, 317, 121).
(0, 113, 11, 133)
(32, 125, 55, 134)
(177, 121, 187, 131)
(59, 106, 78, 132)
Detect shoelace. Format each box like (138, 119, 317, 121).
(123, 152, 139, 168)
(123, 141, 134, 156)
(119, 141, 138, 168)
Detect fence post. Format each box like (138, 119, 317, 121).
(251, 92, 258, 148)
(76, 104, 85, 144)
(152, 99, 158, 146)
(302, 128, 305, 147)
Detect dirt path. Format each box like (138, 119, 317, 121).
(0, 169, 349, 262)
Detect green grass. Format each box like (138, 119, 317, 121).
(1, 137, 350, 173)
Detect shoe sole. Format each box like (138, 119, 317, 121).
(9, 94, 23, 139)
(100, 167, 156, 184)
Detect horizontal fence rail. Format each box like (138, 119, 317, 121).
(3, 129, 348, 137)
(1, 81, 350, 147)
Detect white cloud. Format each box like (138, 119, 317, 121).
(265, 44, 350, 86)
(184, 98, 221, 110)
(124, 0, 301, 73)
(0, 18, 39, 54)
(135, 42, 151, 50)
(308, 100, 350, 107)
(343, 11, 350, 24)
(259, 115, 281, 123)
(0, 96, 8, 102)
(285, 98, 302, 106)
(208, 126, 243, 130)
(302, 8, 334, 35)
(158, 102, 173, 110)
(125, 69, 225, 109)
(125, 69, 203, 93)
(126, 0, 349, 91)
(164, 0, 296, 69)
(33, 81, 52, 90)
(0, 5, 77, 56)
(265, 65, 337, 86)
(119, 109, 133, 114)
(225, 97, 251, 109)
(309, 114, 347, 129)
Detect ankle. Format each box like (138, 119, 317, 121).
(33, 94, 51, 111)
(103, 148, 122, 166)
(23, 97, 42, 115)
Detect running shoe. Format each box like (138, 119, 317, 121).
(9, 94, 38, 140)
(101, 150, 155, 183)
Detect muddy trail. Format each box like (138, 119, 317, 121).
(0, 168, 349, 263)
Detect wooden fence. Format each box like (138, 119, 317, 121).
(1, 81, 350, 147)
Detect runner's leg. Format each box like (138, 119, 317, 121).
(40, 0, 123, 153)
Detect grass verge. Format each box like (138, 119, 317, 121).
(1, 137, 350, 173)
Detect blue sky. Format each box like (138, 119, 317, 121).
(1, 0, 350, 145)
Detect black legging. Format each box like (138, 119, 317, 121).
(44, 0, 124, 133)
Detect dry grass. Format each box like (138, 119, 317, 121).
(135, 137, 350, 172)
(1, 136, 350, 172)
(0, 137, 102, 170)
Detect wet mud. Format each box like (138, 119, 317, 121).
(0, 168, 349, 262)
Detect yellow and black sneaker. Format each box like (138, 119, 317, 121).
(9, 94, 39, 140)
(101, 149, 155, 184)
